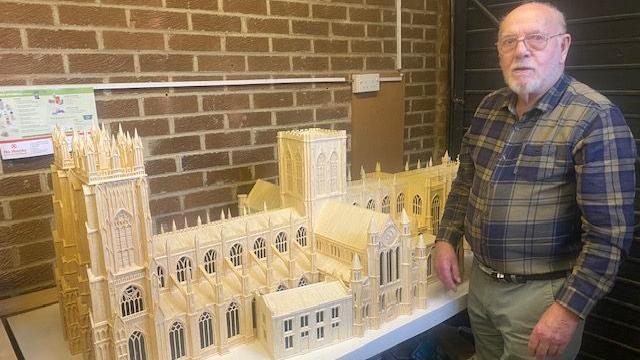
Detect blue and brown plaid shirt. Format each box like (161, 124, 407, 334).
(437, 73, 636, 318)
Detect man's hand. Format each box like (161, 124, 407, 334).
(434, 241, 461, 291)
(528, 302, 580, 359)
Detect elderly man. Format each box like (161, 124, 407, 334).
(435, 2, 636, 360)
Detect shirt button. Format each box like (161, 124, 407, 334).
(501, 155, 506, 160)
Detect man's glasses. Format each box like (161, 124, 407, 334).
(496, 33, 565, 53)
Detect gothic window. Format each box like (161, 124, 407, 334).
(277, 283, 288, 291)
(252, 298, 257, 329)
(366, 199, 376, 210)
(396, 288, 402, 303)
(157, 266, 165, 288)
(431, 195, 441, 235)
(114, 211, 134, 269)
(176, 257, 192, 282)
(316, 153, 327, 193)
(427, 254, 433, 277)
(413, 285, 418, 297)
(381, 196, 390, 214)
(128, 331, 146, 360)
(298, 276, 308, 287)
(330, 152, 339, 192)
(199, 312, 214, 349)
(413, 194, 422, 215)
(275, 232, 287, 253)
(396, 193, 405, 214)
(295, 152, 303, 194)
(379, 252, 385, 285)
(387, 251, 392, 283)
(230, 243, 243, 267)
(226, 302, 240, 338)
(120, 285, 144, 317)
(296, 227, 307, 247)
(203, 249, 216, 274)
(169, 322, 186, 360)
(253, 237, 266, 259)
(395, 248, 400, 280)
(381, 294, 386, 310)
(286, 150, 294, 192)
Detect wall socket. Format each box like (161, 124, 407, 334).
(352, 73, 380, 93)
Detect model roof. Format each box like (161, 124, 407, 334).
(261, 281, 349, 317)
(244, 179, 282, 212)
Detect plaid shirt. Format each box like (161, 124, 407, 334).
(437, 74, 636, 318)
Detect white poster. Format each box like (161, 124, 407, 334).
(0, 87, 97, 159)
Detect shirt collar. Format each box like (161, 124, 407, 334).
(502, 73, 572, 116)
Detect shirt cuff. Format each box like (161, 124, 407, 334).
(555, 280, 597, 319)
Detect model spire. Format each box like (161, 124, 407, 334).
(405, 161, 409, 171)
(401, 208, 410, 225)
(375, 162, 381, 173)
(352, 253, 362, 270)
(417, 159, 421, 169)
(360, 165, 366, 180)
(220, 209, 225, 220)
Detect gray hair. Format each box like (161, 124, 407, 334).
(498, 1, 567, 36)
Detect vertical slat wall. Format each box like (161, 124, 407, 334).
(451, 1, 640, 358)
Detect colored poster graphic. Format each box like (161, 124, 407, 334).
(0, 87, 97, 159)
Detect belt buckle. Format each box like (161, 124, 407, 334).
(494, 272, 507, 282)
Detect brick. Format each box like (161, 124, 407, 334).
(0, 3, 53, 25)
(403, 56, 424, 69)
(166, 0, 217, 10)
(232, 146, 274, 165)
(312, 5, 347, 20)
(205, 131, 251, 149)
(111, 118, 169, 137)
(247, 56, 290, 72)
(405, 84, 424, 97)
(270, 1, 309, 17)
(403, 26, 424, 40)
(292, 21, 329, 36)
(253, 92, 293, 109)
(331, 57, 363, 71)
(412, 98, 436, 111)
(130, 10, 187, 30)
(413, 13, 436, 26)
(254, 129, 278, 145)
(198, 55, 245, 72)
(332, 23, 365, 37)
(334, 89, 352, 103)
(140, 55, 193, 72)
(202, 94, 250, 111)
(317, 106, 348, 120)
(68, 54, 134, 73)
(169, 34, 220, 51)
(367, 0, 395, 6)
(206, 167, 252, 186)
(367, 25, 395, 38)
(223, 0, 266, 14)
(10, 195, 53, 220)
(349, 8, 381, 22)
(351, 40, 382, 53)
(145, 158, 177, 176)
(273, 38, 310, 52)
(0, 219, 51, 247)
(276, 109, 314, 125)
(0, 175, 41, 196)
(182, 152, 230, 170)
(0, 54, 63, 75)
(314, 40, 348, 53)
(332, 0, 363, 3)
(28, 29, 97, 49)
(149, 173, 202, 194)
(366, 56, 395, 70)
(192, 14, 242, 32)
(297, 91, 331, 106)
(384, 40, 396, 53)
(103, 0, 161, 6)
(148, 135, 200, 155)
(0, 248, 17, 271)
(332, 121, 351, 132)
(104, 32, 164, 50)
(149, 196, 181, 216)
(226, 37, 269, 52)
(184, 188, 234, 209)
(255, 162, 278, 178)
(18, 240, 54, 266)
(410, 70, 435, 83)
(228, 112, 271, 128)
(144, 96, 198, 116)
(0, 263, 54, 296)
(0, 28, 21, 48)
(246, 18, 289, 34)
(292, 56, 329, 71)
(59, 5, 126, 27)
(2, 155, 53, 174)
(404, 0, 426, 10)
(383, 9, 396, 23)
(96, 99, 139, 119)
(174, 114, 224, 133)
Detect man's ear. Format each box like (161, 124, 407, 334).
(560, 34, 571, 64)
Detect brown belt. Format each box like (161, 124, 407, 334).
(476, 259, 570, 283)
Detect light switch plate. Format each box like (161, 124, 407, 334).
(352, 73, 380, 93)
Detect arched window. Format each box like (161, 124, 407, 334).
(275, 232, 287, 253)
(330, 152, 339, 191)
(296, 227, 307, 247)
(230, 243, 243, 267)
(396, 288, 402, 304)
(316, 153, 327, 193)
(157, 266, 165, 288)
(381, 196, 390, 214)
(298, 276, 308, 287)
(277, 283, 288, 291)
(295, 152, 303, 194)
(413, 194, 422, 215)
(128, 331, 146, 360)
(380, 294, 386, 310)
(366, 199, 376, 210)
(199, 312, 214, 349)
(395, 248, 400, 280)
(121, 285, 144, 317)
(114, 211, 134, 269)
(413, 285, 418, 297)
(253, 237, 266, 259)
(379, 252, 385, 285)
(396, 193, 405, 214)
(176, 257, 192, 282)
(226, 302, 240, 338)
(286, 150, 294, 192)
(427, 254, 433, 277)
(169, 322, 185, 360)
(387, 250, 392, 283)
(204, 250, 216, 274)
(431, 195, 441, 235)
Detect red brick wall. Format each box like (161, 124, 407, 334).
(0, 0, 449, 298)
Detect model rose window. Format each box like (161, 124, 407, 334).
(128, 331, 146, 360)
(229, 243, 243, 267)
(176, 256, 192, 282)
(381, 196, 390, 214)
(203, 249, 217, 274)
(275, 232, 288, 253)
(413, 194, 422, 215)
(120, 285, 144, 317)
(396, 193, 405, 213)
(199, 312, 214, 349)
(169, 322, 186, 359)
(253, 237, 266, 259)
